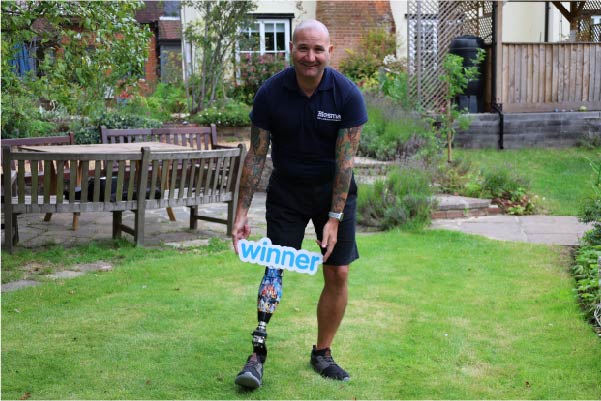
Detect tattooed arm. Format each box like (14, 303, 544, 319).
(319, 125, 363, 263)
(232, 124, 271, 253)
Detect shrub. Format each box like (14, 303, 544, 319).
(70, 110, 162, 144)
(230, 53, 288, 104)
(579, 157, 601, 245)
(339, 27, 396, 84)
(191, 98, 251, 127)
(359, 93, 434, 161)
(571, 245, 601, 330)
(357, 166, 433, 230)
(480, 165, 536, 215)
(1, 93, 58, 138)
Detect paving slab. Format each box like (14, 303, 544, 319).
(431, 215, 592, 245)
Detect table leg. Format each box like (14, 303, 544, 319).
(44, 161, 58, 222)
(71, 161, 83, 231)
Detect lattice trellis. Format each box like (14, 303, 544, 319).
(576, 1, 601, 42)
(407, 1, 493, 112)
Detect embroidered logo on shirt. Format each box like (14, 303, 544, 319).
(316, 110, 342, 122)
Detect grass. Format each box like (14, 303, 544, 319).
(2, 230, 600, 399)
(455, 147, 600, 216)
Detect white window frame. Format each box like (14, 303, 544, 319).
(237, 18, 290, 61)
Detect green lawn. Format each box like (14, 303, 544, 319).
(456, 147, 600, 216)
(2, 230, 600, 399)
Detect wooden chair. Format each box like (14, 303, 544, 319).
(151, 125, 224, 150)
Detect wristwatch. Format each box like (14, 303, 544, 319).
(328, 211, 344, 222)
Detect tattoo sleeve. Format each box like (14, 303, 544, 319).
(236, 124, 270, 214)
(331, 125, 362, 213)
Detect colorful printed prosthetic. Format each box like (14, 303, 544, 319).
(257, 267, 283, 320)
(253, 268, 283, 359)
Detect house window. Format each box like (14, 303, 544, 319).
(238, 19, 290, 59)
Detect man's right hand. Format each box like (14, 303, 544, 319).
(232, 215, 251, 254)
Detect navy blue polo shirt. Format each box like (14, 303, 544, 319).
(250, 67, 368, 183)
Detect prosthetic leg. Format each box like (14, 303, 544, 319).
(235, 267, 283, 389)
(252, 267, 283, 363)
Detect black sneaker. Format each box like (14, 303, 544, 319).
(310, 345, 350, 381)
(235, 354, 263, 389)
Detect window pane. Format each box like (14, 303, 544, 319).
(275, 23, 285, 51)
(240, 22, 260, 51)
(264, 23, 275, 51)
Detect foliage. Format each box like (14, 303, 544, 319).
(118, 83, 188, 121)
(70, 110, 162, 144)
(230, 53, 288, 104)
(1, 93, 58, 138)
(339, 27, 396, 85)
(579, 156, 601, 245)
(183, 0, 256, 112)
(456, 148, 598, 216)
(432, 157, 476, 195)
(359, 93, 434, 161)
(480, 165, 536, 215)
(357, 166, 433, 230)
(190, 98, 251, 127)
(437, 49, 486, 163)
(571, 245, 601, 330)
(379, 69, 412, 110)
(1, 0, 150, 117)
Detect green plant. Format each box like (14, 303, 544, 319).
(191, 98, 251, 127)
(480, 165, 536, 215)
(359, 93, 433, 161)
(2, 1, 150, 117)
(571, 245, 601, 330)
(230, 53, 288, 104)
(339, 27, 396, 85)
(357, 166, 433, 230)
(437, 49, 486, 163)
(69, 110, 162, 144)
(183, 0, 256, 112)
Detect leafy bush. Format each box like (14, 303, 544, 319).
(359, 93, 434, 161)
(479, 165, 536, 215)
(379, 70, 412, 110)
(191, 99, 251, 127)
(70, 110, 162, 144)
(230, 53, 288, 104)
(358, 167, 433, 230)
(339, 27, 396, 84)
(1, 93, 58, 138)
(432, 157, 476, 195)
(571, 245, 601, 330)
(579, 157, 601, 245)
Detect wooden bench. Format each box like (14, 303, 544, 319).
(1, 133, 75, 224)
(101, 125, 233, 221)
(2, 144, 246, 253)
(101, 125, 229, 150)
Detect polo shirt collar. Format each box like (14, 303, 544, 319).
(283, 67, 334, 93)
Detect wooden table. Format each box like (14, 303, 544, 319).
(19, 142, 190, 229)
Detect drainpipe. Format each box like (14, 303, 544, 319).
(544, 1, 550, 42)
(491, 2, 504, 150)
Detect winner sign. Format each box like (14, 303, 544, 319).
(238, 238, 322, 275)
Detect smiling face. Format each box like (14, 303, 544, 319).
(290, 21, 333, 83)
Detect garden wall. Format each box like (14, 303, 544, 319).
(454, 111, 601, 149)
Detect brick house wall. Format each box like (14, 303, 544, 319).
(315, 0, 395, 69)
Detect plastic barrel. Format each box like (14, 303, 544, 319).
(449, 35, 485, 113)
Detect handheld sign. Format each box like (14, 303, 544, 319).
(238, 237, 322, 275)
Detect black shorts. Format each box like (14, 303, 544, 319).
(265, 173, 359, 267)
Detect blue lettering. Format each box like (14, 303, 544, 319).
(240, 241, 261, 260)
(296, 254, 310, 270)
(281, 250, 295, 267)
(266, 247, 281, 265)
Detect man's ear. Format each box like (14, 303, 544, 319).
(289, 40, 294, 53)
(328, 44, 334, 55)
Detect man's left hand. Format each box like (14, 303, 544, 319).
(316, 219, 339, 262)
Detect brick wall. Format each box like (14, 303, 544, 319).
(144, 33, 158, 84)
(315, 0, 394, 69)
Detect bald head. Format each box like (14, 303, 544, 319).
(292, 19, 330, 45)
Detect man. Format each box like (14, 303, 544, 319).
(231, 19, 367, 389)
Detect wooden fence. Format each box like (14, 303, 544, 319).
(502, 42, 601, 112)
